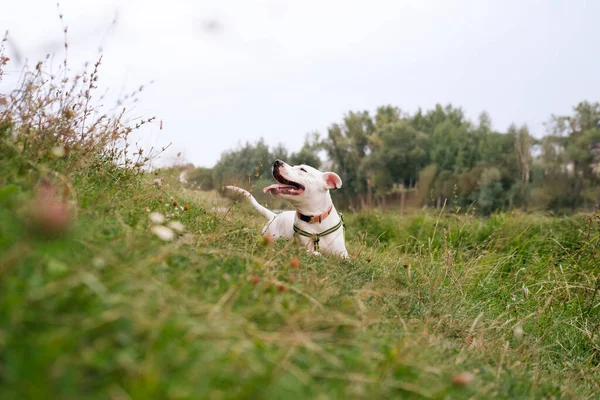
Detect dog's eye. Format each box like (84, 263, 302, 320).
(300, 168, 307, 172)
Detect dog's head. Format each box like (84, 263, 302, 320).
(263, 159, 342, 209)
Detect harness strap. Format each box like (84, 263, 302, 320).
(293, 213, 345, 251)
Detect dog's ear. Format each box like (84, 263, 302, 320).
(323, 172, 342, 190)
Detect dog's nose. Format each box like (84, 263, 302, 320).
(273, 159, 284, 168)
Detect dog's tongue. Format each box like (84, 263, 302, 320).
(263, 184, 294, 193)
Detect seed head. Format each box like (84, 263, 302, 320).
(289, 257, 301, 269)
(451, 372, 474, 387)
(261, 234, 273, 246)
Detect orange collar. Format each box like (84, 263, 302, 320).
(296, 205, 334, 224)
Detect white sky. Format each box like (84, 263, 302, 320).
(1, 0, 599, 167)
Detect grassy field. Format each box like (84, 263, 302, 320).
(1, 41, 599, 399)
(1, 162, 600, 399)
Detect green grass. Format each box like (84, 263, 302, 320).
(1, 164, 599, 399)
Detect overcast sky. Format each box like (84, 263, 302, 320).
(1, 0, 599, 167)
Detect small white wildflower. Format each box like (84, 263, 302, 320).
(168, 220, 185, 233)
(144, 207, 151, 212)
(153, 178, 162, 188)
(149, 212, 165, 224)
(513, 325, 524, 341)
(150, 225, 175, 241)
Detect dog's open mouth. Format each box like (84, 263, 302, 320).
(263, 169, 305, 196)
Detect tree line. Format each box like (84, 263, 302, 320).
(181, 101, 600, 214)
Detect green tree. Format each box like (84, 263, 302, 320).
(323, 111, 375, 208)
(476, 167, 504, 215)
(365, 120, 428, 193)
(541, 101, 600, 209)
(429, 118, 476, 174)
(513, 124, 532, 207)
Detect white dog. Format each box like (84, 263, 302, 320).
(224, 159, 348, 258)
